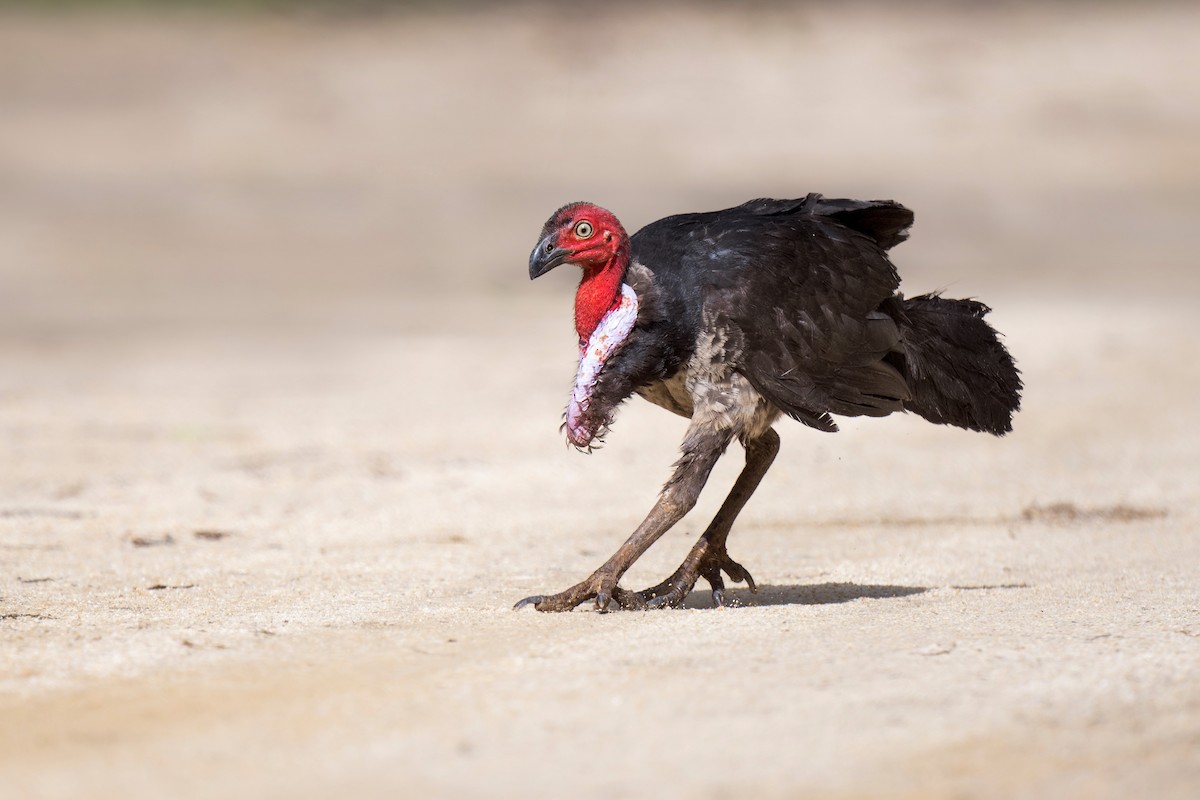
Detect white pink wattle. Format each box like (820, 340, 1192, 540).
(566, 283, 639, 448)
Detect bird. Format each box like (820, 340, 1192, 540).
(516, 194, 1021, 612)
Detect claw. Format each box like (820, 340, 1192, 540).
(718, 559, 756, 594)
(647, 593, 679, 610)
(513, 595, 544, 611)
(632, 543, 757, 610)
(707, 571, 726, 607)
(519, 561, 747, 613)
(743, 568, 758, 594)
(515, 570, 628, 613)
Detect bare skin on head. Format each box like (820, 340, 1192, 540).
(520, 196, 1022, 612)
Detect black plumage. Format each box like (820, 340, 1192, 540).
(581, 194, 1018, 440)
(518, 194, 1022, 613)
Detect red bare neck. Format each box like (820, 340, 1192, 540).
(574, 248, 629, 344)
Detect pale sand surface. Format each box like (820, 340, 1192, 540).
(2, 5, 1199, 798)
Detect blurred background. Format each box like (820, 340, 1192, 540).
(3, 3, 1200, 798)
(2, 0, 1196, 338)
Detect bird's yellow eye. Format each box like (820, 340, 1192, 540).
(574, 221, 594, 239)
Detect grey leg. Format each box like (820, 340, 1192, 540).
(515, 425, 733, 613)
(638, 428, 780, 608)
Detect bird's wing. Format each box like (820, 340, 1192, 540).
(715, 194, 913, 251)
(636, 199, 914, 432)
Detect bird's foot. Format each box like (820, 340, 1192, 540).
(514, 569, 645, 613)
(638, 541, 757, 610)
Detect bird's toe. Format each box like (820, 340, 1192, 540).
(646, 592, 685, 610)
(611, 586, 648, 611)
(719, 558, 757, 594)
(513, 595, 544, 611)
(594, 591, 612, 612)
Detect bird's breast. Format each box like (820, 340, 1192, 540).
(637, 325, 781, 441)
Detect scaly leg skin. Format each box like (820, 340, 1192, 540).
(638, 429, 780, 609)
(515, 426, 732, 613)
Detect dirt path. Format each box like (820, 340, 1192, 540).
(3, 301, 1198, 798)
(2, 5, 1199, 798)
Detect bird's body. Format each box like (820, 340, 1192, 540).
(520, 195, 1021, 612)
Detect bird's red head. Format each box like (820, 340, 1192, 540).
(529, 202, 632, 344)
(529, 202, 628, 277)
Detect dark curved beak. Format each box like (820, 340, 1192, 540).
(529, 234, 571, 280)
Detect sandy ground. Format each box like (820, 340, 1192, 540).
(2, 4, 1199, 798)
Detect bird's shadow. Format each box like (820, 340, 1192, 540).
(680, 581, 928, 609)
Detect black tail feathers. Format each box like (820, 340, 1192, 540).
(891, 294, 1022, 435)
